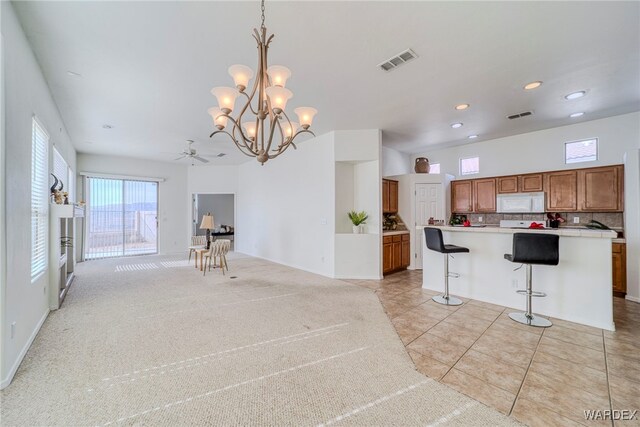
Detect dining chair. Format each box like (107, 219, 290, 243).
(188, 235, 207, 263)
(203, 239, 231, 276)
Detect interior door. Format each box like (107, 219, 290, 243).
(415, 183, 442, 269)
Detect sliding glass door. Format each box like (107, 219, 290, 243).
(85, 177, 158, 259)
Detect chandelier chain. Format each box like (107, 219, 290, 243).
(260, 0, 266, 29)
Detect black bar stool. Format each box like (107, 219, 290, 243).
(424, 227, 469, 306)
(504, 232, 559, 328)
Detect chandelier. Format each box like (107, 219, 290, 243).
(208, 0, 317, 165)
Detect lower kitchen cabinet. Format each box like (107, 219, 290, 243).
(612, 242, 626, 296)
(383, 233, 410, 274)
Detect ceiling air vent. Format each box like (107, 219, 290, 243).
(507, 111, 533, 120)
(378, 49, 418, 72)
(216, 153, 226, 158)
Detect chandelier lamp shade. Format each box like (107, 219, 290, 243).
(208, 0, 317, 165)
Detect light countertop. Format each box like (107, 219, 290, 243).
(417, 225, 617, 239)
(383, 230, 409, 236)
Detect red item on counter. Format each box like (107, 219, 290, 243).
(528, 222, 545, 229)
(463, 220, 471, 227)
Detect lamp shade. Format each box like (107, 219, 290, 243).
(267, 65, 291, 87)
(294, 107, 318, 128)
(211, 87, 239, 114)
(243, 121, 258, 139)
(265, 86, 293, 113)
(199, 214, 214, 230)
(207, 107, 228, 130)
(228, 64, 253, 90)
(282, 121, 299, 138)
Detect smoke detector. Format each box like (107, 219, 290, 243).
(378, 49, 418, 72)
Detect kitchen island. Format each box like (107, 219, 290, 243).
(419, 225, 617, 330)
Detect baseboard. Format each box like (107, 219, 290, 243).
(625, 295, 640, 303)
(334, 274, 382, 280)
(0, 309, 49, 389)
(236, 251, 332, 279)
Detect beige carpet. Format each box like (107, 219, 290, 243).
(1, 253, 520, 426)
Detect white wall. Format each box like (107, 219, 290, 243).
(1, 2, 77, 388)
(236, 132, 336, 276)
(411, 112, 640, 301)
(381, 145, 411, 177)
(77, 154, 188, 255)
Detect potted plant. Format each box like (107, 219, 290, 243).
(348, 210, 368, 234)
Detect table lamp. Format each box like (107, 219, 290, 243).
(199, 213, 215, 249)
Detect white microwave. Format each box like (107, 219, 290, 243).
(496, 192, 545, 213)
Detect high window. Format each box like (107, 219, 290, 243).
(31, 118, 49, 281)
(565, 138, 598, 164)
(428, 163, 441, 174)
(460, 156, 480, 175)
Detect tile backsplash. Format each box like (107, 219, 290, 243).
(466, 212, 624, 229)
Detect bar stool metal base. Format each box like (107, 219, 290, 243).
(432, 295, 463, 306)
(508, 312, 552, 328)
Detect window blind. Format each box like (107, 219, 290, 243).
(31, 118, 49, 281)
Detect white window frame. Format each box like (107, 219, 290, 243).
(428, 163, 441, 174)
(459, 156, 480, 176)
(565, 138, 598, 164)
(31, 117, 49, 282)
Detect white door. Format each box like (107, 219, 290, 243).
(415, 183, 442, 269)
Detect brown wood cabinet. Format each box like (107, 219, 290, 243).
(382, 180, 390, 213)
(383, 233, 410, 274)
(452, 165, 624, 214)
(382, 179, 398, 214)
(577, 166, 624, 211)
(497, 176, 518, 194)
(612, 242, 626, 296)
(545, 170, 578, 211)
(473, 178, 497, 212)
(451, 180, 473, 213)
(520, 173, 544, 192)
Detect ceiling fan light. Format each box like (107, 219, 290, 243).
(211, 87, 239, 114)
(228, 64, 254, 91)
(294, 107, 317, 129)
(267, 65, 291, 88)
(207, 107, 228, 130)
(265, 86, 293, 113)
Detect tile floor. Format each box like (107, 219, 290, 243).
(347, 270, 640, 427)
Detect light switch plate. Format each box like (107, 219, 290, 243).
(573, 217, 580, 224)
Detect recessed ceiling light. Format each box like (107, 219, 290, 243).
(524, 81, 542, 90)
(565, 91, 586, 100)
(102, 124, 113, 129)
(468, 134, 478, 139)
(455, 104, 470, 110)
(67, 70, 82, 77)
(451, 122, 463, 129)
(569, 112, 585, 118)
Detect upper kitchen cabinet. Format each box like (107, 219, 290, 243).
(451, 180, 473, 213)
(382, 179, 399, 213)
(382, 180, 390, 213)
(497, 174, 543, 194)
(497, 176, 518, 193)
(473, 178, 497, 212)
(577, 165, 624, 211)
(520, 173, 544, 192)
(545, 170, 578, 211)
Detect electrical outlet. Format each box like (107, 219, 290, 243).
(573, 217, 580, 224)
(478, 216, 483, 222)
(511, 279, 518, 289)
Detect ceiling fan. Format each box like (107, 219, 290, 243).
(174, 140, 210, 164)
